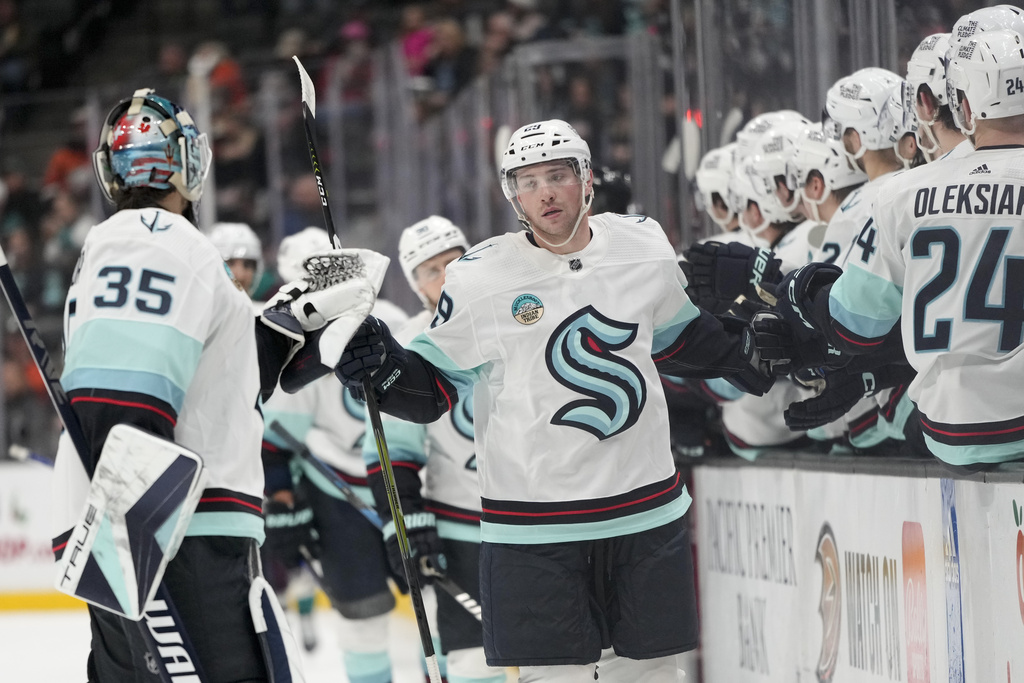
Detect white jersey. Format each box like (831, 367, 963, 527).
(364, 310, 482, 542)
(407, 213, 696, 544)
(816, 172, 897, 267)
(302, 299, 408, 503)
(53, 208, 265, 543)
(830, 145, 1024, 465)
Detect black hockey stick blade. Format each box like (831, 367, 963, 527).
(293, 55, 339, 249)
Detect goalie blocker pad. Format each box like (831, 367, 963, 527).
(56, 424, 207, 620)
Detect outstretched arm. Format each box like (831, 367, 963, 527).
(336, 316, 461, 423)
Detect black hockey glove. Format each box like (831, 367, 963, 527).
(384, 512, 447, 595)
(335, 316, 405, 399)
(752, 310, 847, 376)
(718, 315, 775, 397)
(761, 262, 843, 343)
(263, 496, 319, 566)
(681, 241, 783, 314)
(784, 364, 917, 430)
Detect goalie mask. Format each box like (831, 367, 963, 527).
(276, 226, 332, 283)
(94, 88, 211, 203)
(695, 143, 741, 227)
(499, 119, 593, 249)
(947, 28, 1024, 137)
(399, 215, 469, 307)
(209, 222, 264, 294)
(824, 68, 902, 165)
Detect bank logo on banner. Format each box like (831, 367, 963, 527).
(815, 523, 841, 683)
(941, 479, 966, 683)
(902, 521, 930, 683)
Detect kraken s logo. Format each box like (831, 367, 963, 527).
(815, 523, 841, 683)
(342, 387, 366, 450)
(545, 306, 646, 440)
(450, 391, 474, 441)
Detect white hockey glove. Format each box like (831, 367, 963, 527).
(260, 248, 390, 344)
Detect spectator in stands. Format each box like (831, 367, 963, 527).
(188, 41, 249, 113)
(212, 110, 268, 230)
(38, 186, 94, 311)
(401, 3, 434, 77)
(319, 19, 374, 109)
(420, 18, 478, 117)
(477, 10, 514, 75)
(0, 0, 38, 128)
(41, 106, 91, 198)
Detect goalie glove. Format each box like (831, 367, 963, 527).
(260, 248, 390, 343)
(680, 241, 782, 314)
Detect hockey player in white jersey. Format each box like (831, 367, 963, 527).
(56, 88, 383, 681)
(363, 215, 508, 683)
(209, 221, 264, 295)
(907, 33, 968, 161)
(694, 143, 745, 242)
(764, 28, 1024, 468)
(334, 119, 774, 682)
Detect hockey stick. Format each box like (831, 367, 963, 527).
(269, 421, 483, 621)
(0, 245, 208, 683)
(293, 56, 445, 681)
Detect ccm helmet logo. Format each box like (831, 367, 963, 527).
(520, 142, 546, 151)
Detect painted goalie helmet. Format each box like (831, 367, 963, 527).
(398, 215, 469, 307)
(93, 88, 211, 203)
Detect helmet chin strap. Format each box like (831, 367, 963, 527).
(524, 184, 594, 250)
(917, 115, 942, 161)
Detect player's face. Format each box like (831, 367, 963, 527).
(709, 193, 732, 222)
(514, 160, 590, 241)
(227, 258, 257, 292)
(414, 247, 463, 308)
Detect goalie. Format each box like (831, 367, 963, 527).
(52, 88, 384, 682)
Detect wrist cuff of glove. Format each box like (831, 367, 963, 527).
(382, 512, 437, 541)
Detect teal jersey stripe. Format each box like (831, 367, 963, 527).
(829, 267, 902, 340)
(63, 319, 203, 412)
(262, 412, 314, 449)
(725, 440, 768, 462)
(406, 333, 483, 392)
(437, 519, 481, 543)
(362, 420, 426, 467)
(450, 674, 507, 683)
(299, 459, 376, 507)
(879, 394, 915, 440)
(343, 650, 391, 683)
(63, 368, 187, 412)
(848, 422, 889, 450)
(480, 493, 691, 544)
(185, 511, 265, 545)
(652, 299, 700, 354)
(923, 434, 1024, 466)
(704, 377, 744, 401)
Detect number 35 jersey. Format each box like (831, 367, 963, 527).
(406, 213, 697, 545)
(829, 147, 1024, 465)
(53, 208, 265, 543)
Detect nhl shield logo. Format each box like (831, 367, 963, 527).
(512, 294, 544, 325)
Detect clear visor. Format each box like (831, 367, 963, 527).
(509, 160, 582, 196)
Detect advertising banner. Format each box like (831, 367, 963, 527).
(0, 463, 55, 594)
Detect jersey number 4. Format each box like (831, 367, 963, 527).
(94, 266, 176, 315)
(912, 227, 1024, 353)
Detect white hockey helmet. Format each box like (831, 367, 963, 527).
(879, 79, 921, 168)
(950, 6, 1024, 47)
(276, 226, 332, 283)
(947, 28, 1024, 136)
(824, 68, 902, 160)
(209, 221, 263, 292)
(499, 119, 593, 248)
(745, 118, 816, 220)
(735, 110, 811, 160)
(907, 33, 952, 107)
(695, 143, 740, 226)
(787, 125, 867, 219)
(398, 215, 470, 306)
